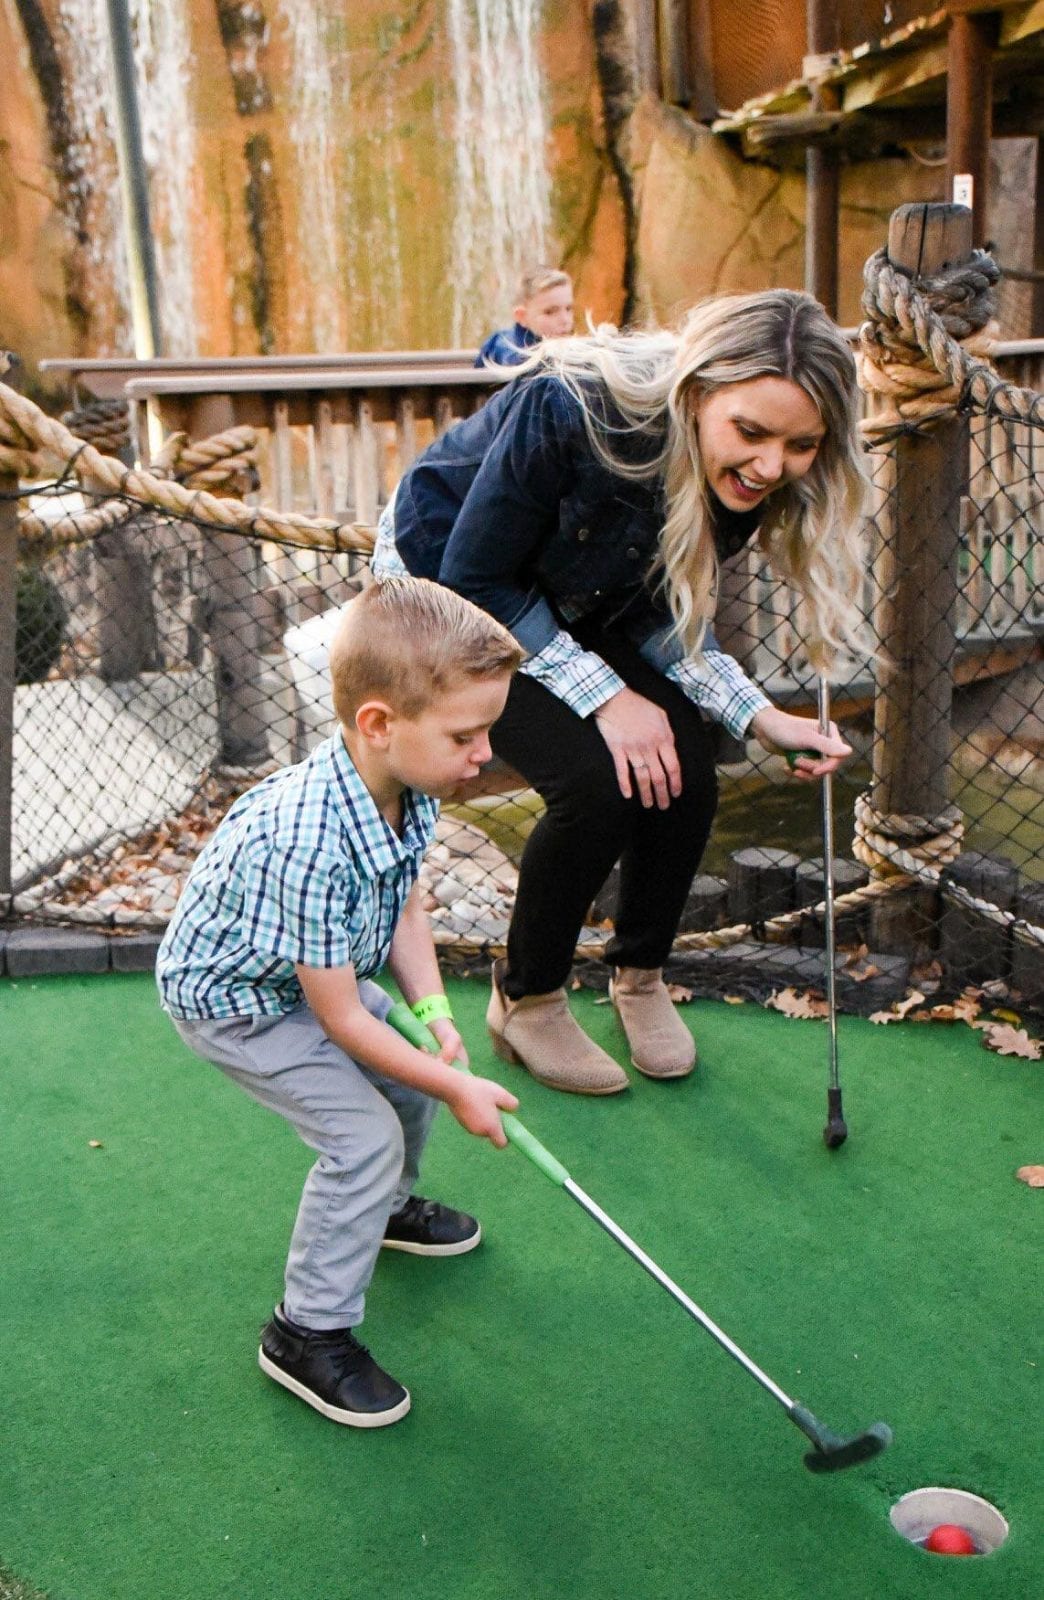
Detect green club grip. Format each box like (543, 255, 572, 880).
(384, 1001, 570, 1188)
(785, 748, 820, 769)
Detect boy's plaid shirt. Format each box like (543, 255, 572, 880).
(156, 734, 438, 1020)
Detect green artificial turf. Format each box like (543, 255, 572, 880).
(0, 972, 1040, 1600)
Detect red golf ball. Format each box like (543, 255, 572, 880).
(924, 1523, 977, 1556)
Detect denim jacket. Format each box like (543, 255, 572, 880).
(393, 373, 760, 672)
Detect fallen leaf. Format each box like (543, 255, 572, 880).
(88, 1139, 104, 1149)
(990, 1008, 1022, 1026)
(868, 989, 926, 1024)
(979, 1023, 1042, 1061)
(666, 983, 693, 1004)
(570, 978, 582, 991)
(842, 944, 870, 968)
(593, 996, 612, 1006)
(1016, 1165, 1044, 1188)
(847, 960, 881, 984)
(911, 1000, 980, 1024)
(723, 994, 746, 1005)
(910, 959, 943, 985)
(766, 987, 829, 1019)
(951, 991, 983, 1024)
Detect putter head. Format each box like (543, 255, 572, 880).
(790, 1405, 892, 1474)
(823, 1088, 847, 1149)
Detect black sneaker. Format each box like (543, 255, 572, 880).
(381, 1195, 482, 1256)
(258, 1305, 410, 1427)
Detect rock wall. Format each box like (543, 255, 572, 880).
(0, 0, 1037, 391)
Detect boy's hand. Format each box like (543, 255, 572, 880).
(426, 1015, 469, 1068)
(446, 1073, 520, 1148)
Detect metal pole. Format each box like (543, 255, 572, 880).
(104, 0, 162, 359)
(564, 1179, 796, 1410)
(817, 678, 839, 1091)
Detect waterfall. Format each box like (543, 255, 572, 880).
(129, 0, 200, 357)
(55, 0, 132, 350)
(277, 0, 347, 353)
(53, 0, 199, 356)
(447, 0, 552, 347)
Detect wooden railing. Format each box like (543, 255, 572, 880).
(40, 340, 1043, 711)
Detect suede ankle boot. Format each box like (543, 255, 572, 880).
(487, 960, 629, 1096)
(609, 966, 697, 1079)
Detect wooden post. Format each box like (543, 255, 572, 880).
(726, 847, 799, 928)
(191, 395, 271, 769)
(946, 9, 998, 244)
(871, 204, 974, 820)
(1032, 137, 1044, 335)
(869, 203, 978, 952)
(804, 0, 839, 316)
(939, 850, 1019, 986)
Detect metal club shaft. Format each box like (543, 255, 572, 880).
(818, 677, 840, 1092)
(564, 1178, 795, 1412)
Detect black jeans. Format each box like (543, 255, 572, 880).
(489, 625, 718, 998)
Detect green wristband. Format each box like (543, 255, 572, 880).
(411, 993, 454, 1026)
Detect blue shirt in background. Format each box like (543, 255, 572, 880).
(473, 322, 540, 368)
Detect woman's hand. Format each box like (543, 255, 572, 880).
(594, 686, 682, 808)
(749, 706, 851, 780)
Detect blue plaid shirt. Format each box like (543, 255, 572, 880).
(156, 733, 438, 1020)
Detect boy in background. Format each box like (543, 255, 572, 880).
(474, 265, 574, 367)
(157, 577, 522, 1428)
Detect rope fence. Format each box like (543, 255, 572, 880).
(1, 203, 1041, 1016)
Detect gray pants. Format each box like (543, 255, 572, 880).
(173, 980, 438, 1329)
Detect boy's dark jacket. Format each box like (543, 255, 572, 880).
(393, 374, 760, 671)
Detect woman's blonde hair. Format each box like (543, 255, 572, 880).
(517, 290, 868, 671)
(330, 576, 522, 724)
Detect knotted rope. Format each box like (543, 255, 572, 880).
(0, 380, 376, 557)
(858, 247, 1044, 440)
(60, 398, 130, 456)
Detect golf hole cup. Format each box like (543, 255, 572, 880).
(890, 1488, 1009, 1556)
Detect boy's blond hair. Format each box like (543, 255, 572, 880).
(330, 576, 522, 724)
(517, 265, 571, 304)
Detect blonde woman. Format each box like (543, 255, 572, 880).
(374, 290, 866, 1096)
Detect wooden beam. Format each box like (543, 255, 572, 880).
(1033, 137, 1044, 331)
(946, 10, 1000, 240)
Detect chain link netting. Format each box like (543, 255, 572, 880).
(2, 319, 1042, 1018)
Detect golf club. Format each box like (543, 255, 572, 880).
(787, 682, 848, 1148)
(386, 1000, 891, 1473)
(816, 676, 848, 1149)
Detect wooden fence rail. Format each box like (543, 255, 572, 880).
(38, 337, 1044, 712)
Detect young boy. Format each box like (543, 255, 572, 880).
(157, 577, 522, 1428)
(474, 265, 574, 368)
